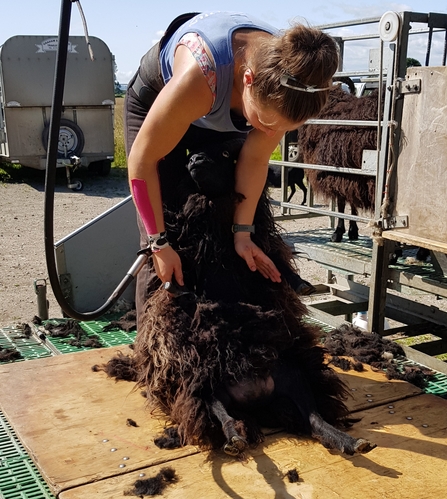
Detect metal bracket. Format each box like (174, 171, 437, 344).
(396, 78, 421, 96)
(381, 215, 409, 230)
(59, 273, 73, 303)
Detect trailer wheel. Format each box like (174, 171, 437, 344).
(42, 119, 85, 158)
(70, 179, 83, 191)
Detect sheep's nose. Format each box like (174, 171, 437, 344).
(187, 153, 212, 168)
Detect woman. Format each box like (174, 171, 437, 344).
(125, 11, 339, 318)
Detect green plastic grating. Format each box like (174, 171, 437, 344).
(0, 326, 53, 365)
(0, 415, 27, 463)
(42, 317, 137, 354)
(0, 412, 55, 499)
(0, 458, 55, 498)
(304, 315, 335, 334)
(421, 371, 447, 398)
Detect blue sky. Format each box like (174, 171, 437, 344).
(2, 0, 447, 83)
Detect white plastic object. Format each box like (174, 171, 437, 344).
(353, 312, 390, 330)
(352, 312, 368, 330)
(379, 11, 401, 42)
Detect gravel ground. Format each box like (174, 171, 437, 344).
(1, 167, 130, 326)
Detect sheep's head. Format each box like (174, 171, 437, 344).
(186, 139, 245, 197)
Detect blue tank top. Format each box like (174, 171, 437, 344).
(159, 12, 279, 133)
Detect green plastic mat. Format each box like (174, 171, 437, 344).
(41, 317, 137, 354)
(420, 370, 447, 398)
(304, 315, 335, 334)
(0, 411, 55, 499)
(0, 325, 53, 365)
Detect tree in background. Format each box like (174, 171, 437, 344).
(406, 57, 422, 68)
(112, 55, 124, 97)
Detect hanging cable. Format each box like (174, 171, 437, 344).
(44, 0, 146, 321)
(73, 0, 95, 60)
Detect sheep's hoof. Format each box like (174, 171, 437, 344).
(224, 436, 247, 456)
(354, 438, 376, 454)
(331, 230, 344, 242)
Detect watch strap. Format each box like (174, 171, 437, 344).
(232, 224, 255, 234)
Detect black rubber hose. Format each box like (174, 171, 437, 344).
(44, 0, 143, 321)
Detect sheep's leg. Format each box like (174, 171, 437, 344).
(299, 186, 307, 206)
(295, 174, 308, 205)
(272, 364, 376, 455)
(348, 206, 359, 240)
(287, 183, 296, 203)
(331, 197, 346, 242)
(210, 398, 247, 456)
(308, 412, 375, 455)
(389, 242, 403, 264)
(416, 247, 430, 261)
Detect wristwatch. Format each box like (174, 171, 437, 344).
(149, 231, 170, 252)
(232, 224, 255, 234)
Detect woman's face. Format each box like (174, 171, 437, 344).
(242, 87, 302, 137)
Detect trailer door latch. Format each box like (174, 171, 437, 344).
(382, 215, 409, 230)
(396, 78, 421, 96)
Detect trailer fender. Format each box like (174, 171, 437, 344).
(42, 118, 85, 158)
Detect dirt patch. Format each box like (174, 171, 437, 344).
(0, 167, 130, 326)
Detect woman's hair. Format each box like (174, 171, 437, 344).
(250, 24, 339, 123)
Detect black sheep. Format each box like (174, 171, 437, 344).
(127, 139, 376, 458)
(298, 86, 378, 242)
(267, 130, 307, 205)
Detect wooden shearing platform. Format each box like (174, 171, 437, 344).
(1, 346, 447, 498)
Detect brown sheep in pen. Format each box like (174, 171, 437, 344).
(104, 139, 376, 459)
(298, 86, 378, 242)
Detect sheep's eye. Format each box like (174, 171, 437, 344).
(222, 151, 230, 158)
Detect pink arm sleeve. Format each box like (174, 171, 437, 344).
(130, 178, 158, 235)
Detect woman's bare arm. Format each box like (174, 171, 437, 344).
(128, 45, 213, 284)
(233, 128, 284, 281)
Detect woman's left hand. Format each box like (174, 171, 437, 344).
(234, 233, 282, 282)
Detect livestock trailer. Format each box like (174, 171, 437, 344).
(0, 35, 115, 178)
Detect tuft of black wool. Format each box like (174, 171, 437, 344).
(103, 310, 137, 333)
(286, 468, 300, 483)
(330, 356, 352, 371)
(324, 323, 405, 364)
(324, 323, 434, 388)
(0, 347, 22, 362)
(154, 427, 182, 449)
(126, 467, 178, 497)
(384, 363, 433, 389)
(92, 351, 139, 382)
(45, 320, 84, 339)
(330, 356, 365, 372)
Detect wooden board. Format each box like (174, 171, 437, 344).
(0, 347, 423, 496)
(59, 394, 447, 499)
(334, 364, 421, 411)
(390, 66, 447, 247)
(0, 347, 199, 495)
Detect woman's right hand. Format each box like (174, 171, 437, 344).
(152, 245, 184, 286)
